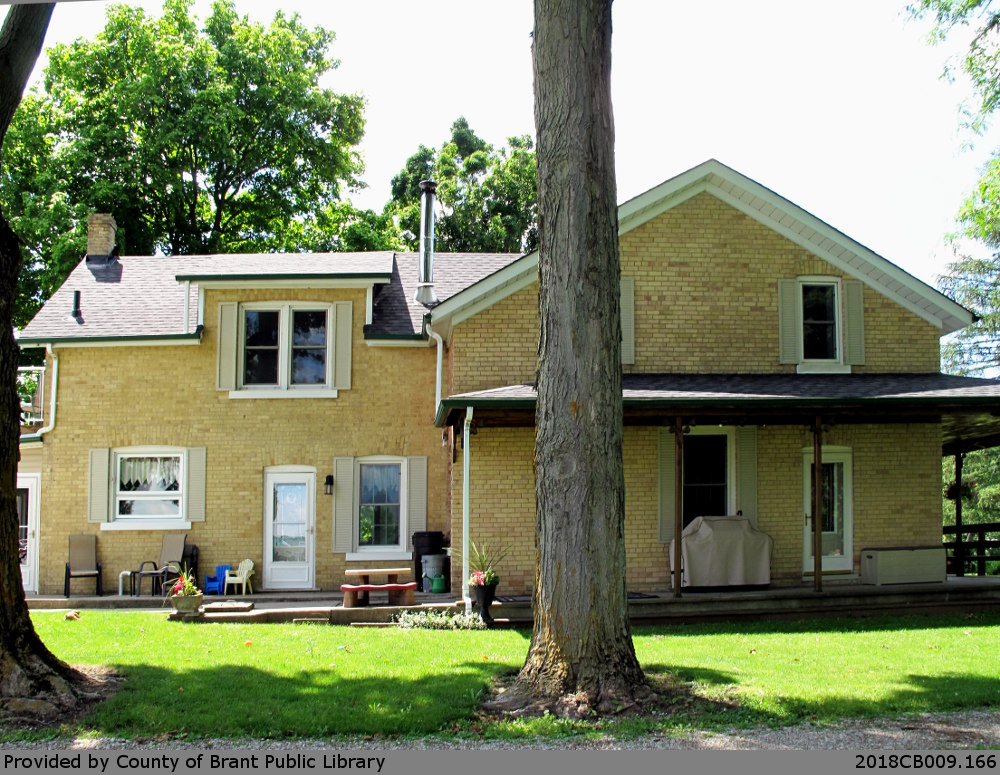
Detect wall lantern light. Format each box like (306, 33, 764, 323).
(324, 474, 334, 496)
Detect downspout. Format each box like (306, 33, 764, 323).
(462, 406, 473, 613)
(425, 321, 444, 417)
(34, 345, 59, 438)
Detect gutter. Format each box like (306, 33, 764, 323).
(425, 319, 444, 419)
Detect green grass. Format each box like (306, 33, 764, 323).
(12, 610, 1000, 742)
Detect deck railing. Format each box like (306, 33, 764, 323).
(17, 365, 45, 427)
(943, 522, 1000, 576)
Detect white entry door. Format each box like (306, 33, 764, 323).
(263, 469, 315, 590)
(803, 448, 854, 573)
(17, 474, 39, 593)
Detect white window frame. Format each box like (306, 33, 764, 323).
(683, 426, 737, 522)
(235, 302, 336, 397)
(351, 455, 408, 557)
(105, 447, 190, 530)
(797, 277, 849, 374)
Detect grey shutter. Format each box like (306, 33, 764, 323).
(406, 456, 428, 550)
(217, 302, 238, 391)
(186, 447, 207, 522)
(843, 279, 865, 365)
(778, 279, 800, 365)
(620, 276, 635, 365)
(333, 457, 354, 552)
(657, 429, 675, 543)
(88, 448, 111, 523)
(333, 301, 353, 390)
(735, 427, 758, 526)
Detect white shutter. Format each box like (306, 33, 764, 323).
(333, 457, 355, 553)
(186, 447, 207, 522)
(620, 276, 635, 365)
(217, 302, 238, 391)
(406, 457, 428, 550)
(778, 279, 800, 365)
(657, 429, 675, 543)
(333, 301, 353, 390)
(735, 427, 758, 526)
(88, 448, 111, 523)
(844, 280, 865, 366)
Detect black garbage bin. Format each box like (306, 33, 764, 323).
(412, 531, 445, 591)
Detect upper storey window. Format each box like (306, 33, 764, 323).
(779, 277, 864, 373)
(243, 306, 329, 388)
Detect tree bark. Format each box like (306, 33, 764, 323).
(493, 0, 648, 716)
(0, 4, 96, 719)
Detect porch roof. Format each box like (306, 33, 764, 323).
(438, 373, 1000, 455)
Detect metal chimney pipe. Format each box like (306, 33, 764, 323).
(71, 290, 82, 320)
(415, 179, 439, 306)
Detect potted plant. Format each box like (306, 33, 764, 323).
(166, 566, 203, 615)
(467, 541, 508, 625)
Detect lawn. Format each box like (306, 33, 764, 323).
(10, 610, 1000, 742)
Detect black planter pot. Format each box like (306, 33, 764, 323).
(472, 583, 497, 625)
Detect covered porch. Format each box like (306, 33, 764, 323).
(440, 372, 1000, 598)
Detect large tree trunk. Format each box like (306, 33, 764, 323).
(493, 0, 648, 716)
(0, 3, 95, 719)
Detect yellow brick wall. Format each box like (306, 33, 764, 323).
(453, 422, 943, 595)
(451, 193, 941, 392)
(33, 287, 447, 594)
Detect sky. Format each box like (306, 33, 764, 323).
(13, 0, 1000, 285)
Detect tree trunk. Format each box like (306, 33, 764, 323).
(0, 3, 96, 719)
(493, 0, 648, 716)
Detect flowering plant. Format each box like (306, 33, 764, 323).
(468, 569, 497, 587)
(168, 566, 200, 597)
(466, 540, 508, 587)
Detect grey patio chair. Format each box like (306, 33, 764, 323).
(64, 534, 102, 597)
(134, 533, 186, 596)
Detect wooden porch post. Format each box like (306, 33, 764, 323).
(955, 451, 965, 577)
(673, 415, 684, 598)
(813, 415, 824, 593)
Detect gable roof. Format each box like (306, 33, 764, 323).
(429, 159, 973, 336)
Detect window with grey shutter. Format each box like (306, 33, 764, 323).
(843, 279, 865, 365)
(620, 277, 635, 365)
(217, 302, 238, 391)
(777, 279, 800, 364)
(406, 457, 428, 550)
(88, 448, 111, 523)
(186, 447, 207, 522)
(332, 457, 355, 552)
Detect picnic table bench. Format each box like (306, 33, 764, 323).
(341, 567, 416, 608)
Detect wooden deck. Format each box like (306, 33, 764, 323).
(25, 575, 1000, 626)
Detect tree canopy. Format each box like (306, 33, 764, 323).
(386, 116, 537, 254)
(1, 0, 390, 328)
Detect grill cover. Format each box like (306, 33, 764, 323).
(669, 516, 773, 586)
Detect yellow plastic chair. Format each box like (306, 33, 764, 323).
(224, 559, 254, 595)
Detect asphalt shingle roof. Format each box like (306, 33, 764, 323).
(18, 251, 522, 343)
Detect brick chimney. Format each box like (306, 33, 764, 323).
(86, 213, 117, 261)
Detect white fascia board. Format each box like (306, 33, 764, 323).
(706, 184, 969, 333)
(49, 337, 203, 348)
(429, 253, 539, 337)
(365, 338, 433, 348)
(191, 278, 380, 290)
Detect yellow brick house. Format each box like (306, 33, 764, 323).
(16, 160, 1000, 599)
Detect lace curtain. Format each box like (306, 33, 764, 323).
(118, 456, 181, 492)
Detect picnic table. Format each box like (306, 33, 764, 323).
(341, 567, 416, 607)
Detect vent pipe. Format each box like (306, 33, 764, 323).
(71, 290, 82, 321)
(415, 180, 438, 306)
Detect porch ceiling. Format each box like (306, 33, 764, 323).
(439, 373, 1000, 455)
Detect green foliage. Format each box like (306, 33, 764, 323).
(394, 609, 486, 630)
(943, 449, 1000, 524)
(386, 116, 537, 254)
(908, 0, 1000, 134)
(1, 0, 389, 327)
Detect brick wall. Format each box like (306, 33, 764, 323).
(451, 193, 941, 392)
(452, 422, 943, 595)
(33, 287, 447, 594)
